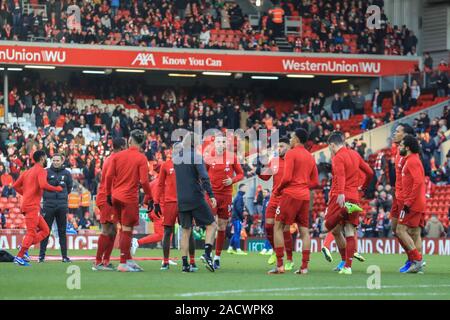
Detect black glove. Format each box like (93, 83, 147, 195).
(402, 205, 410, 214)
(107, 195, 113, 207)
(147, 200, 154, 213)
(154, 203, 162, 218)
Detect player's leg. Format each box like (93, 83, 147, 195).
(331, 224, 346, 271)
(214, 216, 229, 267)
(321, 232, 334, 262)
(194, 200, 217, 272)
(228, 218, 239, 251)
(33, 215, 51, 245)
(339, 223, 356, 275)
(233, 219, 247, 255)
(269, 218, 285, 274)
(408, 226, 424, 267)
(283, 225, 294, 270)
(353, 233, 365, 262)
(160, 226, 174, 270)
(396, 222, 423, 273)
(294, 200, 310, 274)
(265, 204, 276, 263)
(181, 226, 192, 272)
(189, 231, 198, 271)
(15, 212, 38, 266)
(55, 206, 70, 262)
(391, 199, 411, 271)
(102, 223, 117, 269)
(38, 205, 56, 262)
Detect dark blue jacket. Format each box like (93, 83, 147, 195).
(232, 191, 246, 221)
(43, 166, 73, 208)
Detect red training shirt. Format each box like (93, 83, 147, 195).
(258, 157, 285, 205)
(206, 153, 244, 197)
(96, 152, 118, 207)
(13, 163, 63, 212)
(330, 147, 373, 200)
(155, 159, 177, 204)
(401, 153, 426, 212)
(105, 146, 152, 204)
(275, 145, 318, 201)
(394, 146, 406, 201)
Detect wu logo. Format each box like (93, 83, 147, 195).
(131, 53, 156, 66)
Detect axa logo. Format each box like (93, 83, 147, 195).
(131, 53, 155, 66)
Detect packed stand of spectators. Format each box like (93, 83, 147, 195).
(0, 0, 421, 55)
(281, 0, 418, 55)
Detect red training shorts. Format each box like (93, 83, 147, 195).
(98, 203, 117, 224)
(112, 198, 139, 227)
(162, 201, 178, 227)
(325, 196, 360, 229)
(398, 209, 425, 228)
(275, 194, 309, 227)
(207, 194, 232, 220)
(265, 201, 278, 220)
(391, 198, 404, 220)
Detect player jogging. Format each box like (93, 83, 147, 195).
(270, 129, 319, 275)
(93, 138, 126, 271)
(396, 135, 426, 273)
(323, 132, 373, 275)
(390, 123, 422, 273)
(13, 150, 63, 266)
(257, 136, 295, 270)
(106, 129, 153, 272)
(205, 134, 244, 270)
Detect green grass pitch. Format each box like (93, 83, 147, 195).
(1, 249, 450, 300)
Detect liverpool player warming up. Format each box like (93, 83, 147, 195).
(106, 130, 152, 272)
(270, 129, 319, 275)
(390, 123, 421, 273)
(206, 135, 244, 270)
(257, 136, 294, 270)
(324, 132, 373, 275)
(396, 135, 426, 273)
(13, 150, 63, 266)
(93, 138, 126, 271)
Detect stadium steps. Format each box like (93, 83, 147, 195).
(274, 37, 293, 52)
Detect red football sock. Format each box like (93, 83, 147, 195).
(283, 230, 293, 261)
(265, 224, 274, 249)
(215, 230, 225, 256)
(339, 247, 346, 261)
(354, 233, 358, 251)
(345, 236, 355, 268)
(407, 248, 422, 261)
(96, 234, 109, 265)
(190, 255, 195, 264)
(275, 247, 284, 268)
(301, 250, 310, 269)
(163, 258, 169, 264)
(103, 234, 116, 265)
(119, 230, 132, 264)
(323, 232, 334, 250)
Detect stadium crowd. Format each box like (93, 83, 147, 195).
(0, 0, 418, 55)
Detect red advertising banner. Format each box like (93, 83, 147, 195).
(0, 42, 420, 76)
(294, 238, 450, 255)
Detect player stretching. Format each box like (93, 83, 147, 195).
(106, 129, 153, 272)
(13, 151, 63, 266)
(390, 123, 421, 272)
(270, 129, 319, 275)
(206, 135, 244, 269)
(257, 136, 295, 270)
(324, 132, 373, 275)
(93, 138, 126, 271)
(396, 135, 425, 273)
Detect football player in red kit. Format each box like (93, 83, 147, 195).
(324, 132, 373, 275)
(13, 150, 63, 266)
(106, 129, 152, 272)
(271, 129, 319, 275)
(93, 138, 126, 271)
(396, 135, 426, 273)
(205, 135, 244, 270)
(391, 123, 421, 273)
(257, 136, 295, 270)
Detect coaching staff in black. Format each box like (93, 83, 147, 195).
(173, 133, 218, 272)
(39, 154, 73, 263)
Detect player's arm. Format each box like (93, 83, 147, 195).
(333, 155, 346, 207)
(231, 161, 244, 184)
(38, 169, 63, 192)
(274, 151, 293, 195)
(155, 165, 167, 205)
(195, 161, 215, 199)
(66, 170, 73, 194)
(358, 156, 374, 191)
(309, 162, 319, 189)
(105, 156, 116, 197)
(139, 157, 153, 202)
(403, 161, 423, 208)
(13, 173, 24, 195)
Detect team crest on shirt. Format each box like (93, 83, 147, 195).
(169, 168, 174, 175)
(225, 161, 231, 172)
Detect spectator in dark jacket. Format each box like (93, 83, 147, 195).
(228, 184, 248, 254)
(331, 93, 342, 121)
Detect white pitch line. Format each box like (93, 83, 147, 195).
(4, 284, 450, 300)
